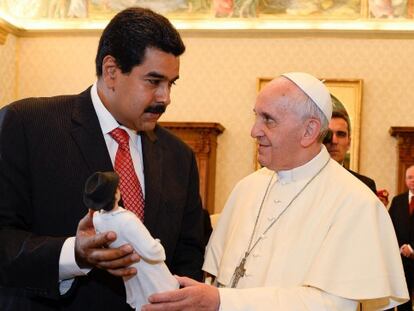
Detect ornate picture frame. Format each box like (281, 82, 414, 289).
(256, 77, 363, 171)
(1, 1, 414, 32)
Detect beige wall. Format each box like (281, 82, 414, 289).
(0, 33, 17, 106)
(2, 31, 414, 212)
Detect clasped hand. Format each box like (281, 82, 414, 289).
(74, 210, 140, 277)
(400, 244, 414, 259)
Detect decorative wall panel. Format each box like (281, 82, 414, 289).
(0, 33, 16, 107)
(160, 122, 224, 214)
(2, 33, 413, 212)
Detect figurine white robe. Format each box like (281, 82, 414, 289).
(203, 146, 409, 310)
(93, 206, 179, 310)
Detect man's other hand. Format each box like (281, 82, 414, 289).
(142, 276, 220, 311)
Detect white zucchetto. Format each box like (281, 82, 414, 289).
(281, 72, 332, 121)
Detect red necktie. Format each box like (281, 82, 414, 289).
(410, 196, 414, 216)
(110, 128, 145, 220)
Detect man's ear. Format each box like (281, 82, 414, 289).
(301, 118, 321, 147)
(102, 55, 118, 90)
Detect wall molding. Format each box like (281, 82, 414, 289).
(1, 19, 414, 42)
(3, 15, 414, 39)
(0, 18, 20, 44)
(0, 23, 7, 44)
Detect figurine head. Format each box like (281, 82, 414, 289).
(83, 171, 120, 212)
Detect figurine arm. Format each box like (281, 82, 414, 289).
(120, 213, 166, 262)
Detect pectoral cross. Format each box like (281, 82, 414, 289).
(231, 254, 247, 288)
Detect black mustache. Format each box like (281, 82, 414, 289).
(144, 105, 166, 114)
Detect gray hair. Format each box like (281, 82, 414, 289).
(288, 88, 329, 142)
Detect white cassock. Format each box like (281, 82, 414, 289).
(203, 146, 408, 311)
(93, 207, 179, 310)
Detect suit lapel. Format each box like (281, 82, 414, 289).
(141, 129, 162, 230)
(405, 193, 411, 216)
(70, 88, 113, 174)
(70, 90, 163, 228)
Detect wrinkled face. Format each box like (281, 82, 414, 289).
(103, 47, 180, 131)
(406, 166, 414, 192)
(251, 81, 305, 171)
(325, 117, 350, 164)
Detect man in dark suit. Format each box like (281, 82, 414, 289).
(0, 7, 205, 310)
(324, 110, 377, 193)
(388, 165, 414, 311)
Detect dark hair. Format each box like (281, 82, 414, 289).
(332, 110, 351, 135)
(95, 7, 185, 76)
(83, 172, 120, 211)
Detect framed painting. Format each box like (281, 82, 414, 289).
(256, 78, 363, 171)
(1, 0, 414, 32)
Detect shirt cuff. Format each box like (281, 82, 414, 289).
(59, 237, 91, 281)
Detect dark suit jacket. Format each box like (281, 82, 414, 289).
(348, 169, 377, 194)
(389, 192, 414, 288)
(0, 88, 205, 310)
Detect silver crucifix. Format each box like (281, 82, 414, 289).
(231, 254, 247, 288)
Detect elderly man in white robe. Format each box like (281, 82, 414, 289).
(141, 72, 409, 311)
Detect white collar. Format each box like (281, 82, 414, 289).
(276, 145, 330, 184)
(90, 82, 138, 139)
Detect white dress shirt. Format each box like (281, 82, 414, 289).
(58, 83, 146, 293)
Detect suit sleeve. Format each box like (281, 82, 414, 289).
(0, 106, 65, 299)
(170, 152, 205, 281)
(388, 196, 403, 247)
(388, 198, 397, 223)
